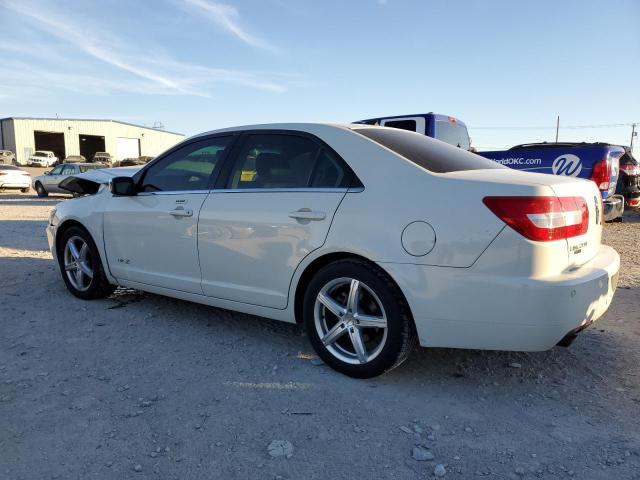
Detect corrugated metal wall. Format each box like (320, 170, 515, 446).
(8, 119, 184, 165)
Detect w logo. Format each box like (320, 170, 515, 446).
(552, 154, 582, 177)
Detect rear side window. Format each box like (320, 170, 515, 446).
(383, 120, 417, 132)
(228, 134, 352, 189)
(352, 127, 502, 173)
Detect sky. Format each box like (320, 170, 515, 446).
(0, 0, 638, 151)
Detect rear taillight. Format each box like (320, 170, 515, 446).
(483, 196, 588, 241)
(590, 159, 611, 192)
(0, 172, 7, 176)
(620, 163, 640, 176)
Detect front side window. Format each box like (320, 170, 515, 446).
(140, 137, 231, 192)
(228, 134, 351, 189)
(61, 165, 76, 175)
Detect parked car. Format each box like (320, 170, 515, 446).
(63, 155, 87, 164)
(616, 147, 640, 208)
(28, 150, 58, 167)
(478, 142, 625, 221)
(92, 152, 113, 165)
(0, 165, 31, 192)
(32, 163, 106, 197)
(47, 124, 619, 378)
(115, 157, 146, 167)
(0, 149, 16, 165)
(354, 113, 471, 149)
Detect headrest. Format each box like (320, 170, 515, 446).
(256, 152, 289, 175)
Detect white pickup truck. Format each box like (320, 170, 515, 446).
(28, 150, 58, 167)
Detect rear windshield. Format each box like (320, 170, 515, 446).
(435, 120, 470, 149)
(0, 165, 20, 170)
(351, 126, 502, 173)
(79, 164, 103, 172)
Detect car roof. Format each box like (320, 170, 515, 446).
(191, 122, 352, 138)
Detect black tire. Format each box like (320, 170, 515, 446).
(35, 182, 47, 197)
(57, 226, 116, 300)
(303, 258, 416, 378)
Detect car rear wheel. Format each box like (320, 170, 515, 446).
(303, 259, 416, 378)
(35, 182, 47, 197)
(58, 226, 116, 300)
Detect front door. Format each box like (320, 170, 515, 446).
(43, 165, 65, 192)
(198, 132, 352, 309)
(103, 136, 233, 293)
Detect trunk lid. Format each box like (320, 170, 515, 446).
(547, 177, 603, 268)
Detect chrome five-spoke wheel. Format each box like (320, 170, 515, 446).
(314, 277, 388, 365)
(63, 236, 94, 292)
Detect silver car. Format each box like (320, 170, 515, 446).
(33, 163, 106, 197)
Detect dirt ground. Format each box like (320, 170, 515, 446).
(1, 176, 640, 479)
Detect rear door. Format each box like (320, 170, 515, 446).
(198, 132, 353, 309)
(102, 136, 234, 293)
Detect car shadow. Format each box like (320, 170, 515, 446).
(0, 193, 66, 206)
(98, 283, 631, 395)
(0, 219, 51, 251)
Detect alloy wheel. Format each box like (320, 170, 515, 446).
(63, 236, 94, 292)
(314, 277, 388, 365)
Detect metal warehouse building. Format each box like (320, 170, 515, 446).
(0, 117, 184, 165)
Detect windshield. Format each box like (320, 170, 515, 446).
(351, 126, 502, 173)
(435, 121, 470, 149)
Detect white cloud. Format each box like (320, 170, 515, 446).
(0, 0, 286, 97)
(179, 0, 279, 52)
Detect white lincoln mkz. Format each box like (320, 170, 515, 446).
(47, 124, 620, 377)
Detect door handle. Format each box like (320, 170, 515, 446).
(169, 207, 193, 218)
(289, 208, 326, 221)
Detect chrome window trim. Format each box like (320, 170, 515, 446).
(213, 187, 352, 194)
(119, 187, 365, 196)
(134, 190, 210, 196)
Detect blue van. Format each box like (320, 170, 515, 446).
(354, 113, 470, 150)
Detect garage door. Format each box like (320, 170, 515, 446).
(116, 137, 140, 161)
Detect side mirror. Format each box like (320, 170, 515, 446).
(110, 176, 137, 196)
(44, 170, 51, 175)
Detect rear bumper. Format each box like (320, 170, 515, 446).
(0, 180, 30, 189)
(382, 245, 620, 352)
(603, 194, 624, 221)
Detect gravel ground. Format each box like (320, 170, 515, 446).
(1, 178, 640, 479)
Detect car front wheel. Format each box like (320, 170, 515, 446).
(57, 226, 116, 300)
(303, 259, 416, 378)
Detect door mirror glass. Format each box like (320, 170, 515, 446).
(110, 176, 137, 196)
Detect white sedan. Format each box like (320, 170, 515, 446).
(0, 165, 31, 192)
(46, 124, 620, 378)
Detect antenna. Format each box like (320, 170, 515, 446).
(152, 121, 165, 130)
